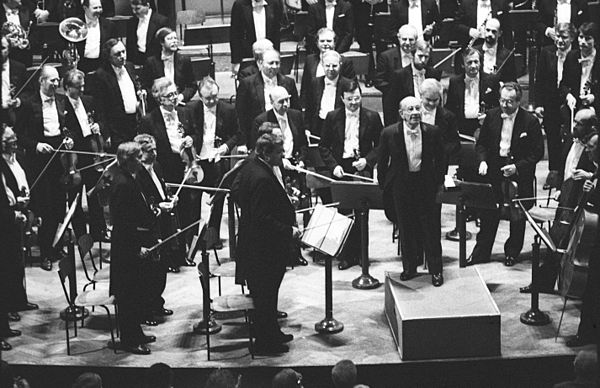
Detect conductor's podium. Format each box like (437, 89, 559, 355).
(384, 267, 501, 360)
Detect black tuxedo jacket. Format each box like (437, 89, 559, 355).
(75, 17, 116, 59)
(535, 45, 563, 107)
(188, 100, 241, 152)
(64, 94, 106, 152)
(229, 0, 282, 64)
(125, 11, 169, 64)
(16, 92, 67, 154)
(445, 72, 501, 129)
(319, 106, 382, 173)
(390, 0, 441, 38)
(306, 0, 354, 53)
(535, 0, 589, 47)
(142, 52, 196, 102)
(559, 49, 600, 114)
(434, 107, 461, 169)
(300, 53, 355, 106)
(138, 106, 195, 163)
(555, 136, 597, 187)
(1, 59, 28, 125)
(377, 121, 445, 202)
(384, 65, 442, 126)
(304, 76, 353, 135)
(252, 108, 308, 159)
(237, 61, 259, 80)
(455, 0, 512, 48)
(474, 43, 516, 82)
(236, 72, 299, 145)
(476, 107, 544, 206)
(374, 46, 410, 94)
(135, 161, 168, 204)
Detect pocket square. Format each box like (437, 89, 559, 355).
(578, 10, 583, 15)
(485, 87, 492, 94)
(338, 13, 346, 17)
(519, 132, 528, 139)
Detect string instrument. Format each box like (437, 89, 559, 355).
(178, 122, 204, 184)
(284, 151, 306, 210)
(352, 148, 372, 179)
(86, 110, 107, 173)
(558, 175, 598, 299)
(133, 74, 147, 117)
(549, 177, 586, 249)
(58, 124, 82, 190)
(499, 153, 522, 222)
(15, 187, 34, 267)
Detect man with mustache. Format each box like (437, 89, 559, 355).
(77, 0, 116, 74)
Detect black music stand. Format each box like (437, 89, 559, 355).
(183, 24, 230, 79)
(330, 181, 383, 289)
(455, 182, 497, 268)
(517, 201, 552, 326)
(53, 193, 89, 321)
(509, 9, 538, 104)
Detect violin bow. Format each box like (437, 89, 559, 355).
(13, 56, 50, 98)
(433, 47, 462, 70)
(165, 182, 230, 192)
(30, 141, 66, 191)
(51, 148, 116, 158)
(295, 201, 340, 214)
(147, 218, 205, 253)
(86, 158, 118, 197)
(494, 47, 516, 76)
(292, 166, 335, 183)
(342, 172, 377, 183)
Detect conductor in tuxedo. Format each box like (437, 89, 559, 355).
(468, 82, 544, 267)
(125, 0, 169, 66)
(535, 0, 589, 48)
(234, 133, 300, 356)
(378, 96, 445, 286)
(306, 0, 354, 54)
(1, 36, 26, 126)
(319, 80, 382, 270)
(77, 0, 117, 74)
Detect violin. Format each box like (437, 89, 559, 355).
(284, 152, 307, 210)
(352, 148, 372, 179)
(87, 110, 108, 173)
(178, 123, 204, 184)
(58, 125, 82, 190)
(499, 154, 522, 222)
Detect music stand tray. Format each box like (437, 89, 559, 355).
(184, 24, 231, 46)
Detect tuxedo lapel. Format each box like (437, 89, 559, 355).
(242, 3, 255, 40)
(254, 75, 265, 110)
(215, 102, 224, 139)
(358, 108, 367, 143)
(337, 110, 345, 145)
(393, 123, 408, 169)
(405, 67, 414, 96)
(510, 108, 524, 152)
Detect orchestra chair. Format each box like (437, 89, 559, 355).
(182, 24, 230, 81)
(57, 257, 117, 355)
(292, 11, 310, 82)
(77, 234, 110, 292)
(176, 9, 206, 42)
(341, 51, 370, 78)
(280, 53, 295, 76)
(197, 263, 255, 360)
(542, 170, 561, 207)
(190, 56, 213, 80)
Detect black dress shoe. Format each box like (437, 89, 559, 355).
(21, 302, 39, 311)
(0, 340, 11, 351)
(277, 311, 288, 319)
(1, 329, 21, 337)
(153, 308, 173, 316)
(520, 284, 554, 294)
(278, 333, 294, 343)
(253, 342, 289, 355)
(566, 336, 593, 347)
(295, 256, 308, 266)
(123, 343, 151, 355)
(142, 319, 159, 326)
(182, 260, 196, 267)
(504, 256, 517, 267)
(432, 273, 444, 287)
(213, 241, 224, 250)
(7, 312, 20, 322)
(41, 258, 53, 271)
(338, 259, 357, 270)
(399, 271, 417, 281)
(167, 266, 180, 273)
(141, 335, 156, 344)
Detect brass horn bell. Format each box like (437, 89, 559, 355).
(59, 17, 88, 43)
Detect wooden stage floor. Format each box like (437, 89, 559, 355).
(3, 161, 593, 387)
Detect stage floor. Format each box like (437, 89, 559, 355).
(3, 161, 593, 385)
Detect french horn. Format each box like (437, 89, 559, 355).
(59, 17, 88, 70)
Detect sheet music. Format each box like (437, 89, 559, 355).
(302, 205, 354, 257)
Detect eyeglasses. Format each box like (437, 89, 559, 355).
(499, 99, 516, 105)
(162, 91, 177, 99)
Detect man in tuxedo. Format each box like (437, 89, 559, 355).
(236, 49, 299, 150)
(535, 0, 589, 48)
(378, 96, 445, 286)
(535, 22, 575, 173)
(229, 0, 283, 75)
(468, 82, 544, 267)
(306, 0, 354, 54)
(455, 0, 512, 49)
(237, 38, 273, 81)
(16, 65, 68, 272)
(142, 27, 196, 110)
(1, 36, 26, 126)
(560, 22, 600, 116)
(125, 0, 169, 66)
(1, 0, 35, 66)
(89, 39, 140, 150)
(77, 0, 116, 74)
(234, 133, 300, 355)
(446, 48, 501, 137)
(390, 0, 440, 41)
(319, 80, 382, 270)
(474, 18, 516, 82)
(385, 39, 442, 126)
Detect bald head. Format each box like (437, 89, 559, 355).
(39, 65, 60, 96)
(270, 86, 291, 115)
(484, 18, 502, 46)
(398, 24, 418, 54)
(573, 108, 598, 140)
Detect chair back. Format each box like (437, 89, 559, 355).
(176, 9, 206, 42)
(77, 234, 97, 282)
(190, 56, 213, 80)
(57, 257, 75, 307)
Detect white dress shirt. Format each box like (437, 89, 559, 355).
(342, 109, 360, 159)
(325, 1, 336, 30)
(421, 107, 436, 126)
(143, 162, 166, 201)
(252, 1, 267, 41)
(499, 111, 517, 157)
(162, 52, 175, 83)
(556, 0, 571, 24)
(401, 51, 413, 68)
(2, 60, 10, 109)
(111, 65, 137, 114)
(403, 122, 422, 172)
(41, 92, 61, 137)
(477, 0, 492, 28)
(3, 4, 20, 26)
(68, 96, 92, 137)
(274, 110, 294, 158)
(136, 8, 152, 53)
(464, 75, 480, 119)
(2, 173, 16, 206)
(160, 107, 183, 154)
(412, 65, 425, 99)
(319, 76, 338, 119)
(3, 153, 28, 193)
(564, 140, 585, 181)
(556, 48, 570, 87)
(84, 15, 101, 59)
(580, 49, 596, 96)
(199, 105, 217, 160)
(482, 43, 497, 74)
(316, 58, 326, 77)
(408, 0, 424, 37)
(262, 73, 277, 111)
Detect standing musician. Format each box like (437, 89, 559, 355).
(454, 0, 512, 49)
(467, 82, 544, 267)
(63, 69, 108, 242)
(535, 22, 575, 174)
(89, 39, 140, 151)
(473, 17, 516, 83)
(125, 0, 169, 66)
(236, 48, 299, 151)
(319, 80, 382, 270)
(1, 35, 26, 127)
(378, 95, 445, 286)
(16, 65, 68, 272)
(385, 39, 442, 126)
(133, 134, 175, 326)
(445, 47, 500, 137)
(305, 0, 354, 54)
(142, 27, 196, 110)
(560, 22, 600, 116)
(389, 0, 440, 41)
(237, 38, 274, 81)
(108, 141, 158, 355)
(535, 0, 589, 48)
(77, 0, 116, 74)
(520, 108, 597, 295)
(234, 133, 300, 356)
(137, 77, 195, 270)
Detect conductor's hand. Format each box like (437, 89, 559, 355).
(566, 93, 577, 110)
(182, 135, 193, 148)
(572, 169, 593, 181)
(139, 247, 151, 259)
(583, 179, 595, 193)
(333, 165, 344, 178)
(352, 158, 367, 171)
(292, 226, 302, 239)
(15, 211, 27, 223)
(501, 164, 517, 177)
(36, 142, 54, 154)
(478, 161, 488, 176)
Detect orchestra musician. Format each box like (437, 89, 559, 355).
(1, 35, 26, 127)
(229, 0, 283, 76)
(16, 65, 68, 272)
(306, 0, 354, 54)
(319, 80, 382, 270)
(389, 0, 440, 41)
(125, 0, 168, 66)
(445, 48, 500, 137)
(385, 39, 441, 126)
(1, 0, 36, 66)
(233, 133, 300, 356)
(108, 141, 158, 355)
(237, 38, 273, 81)
(236, 48, 299, 151)
(454, 0, 512, 49)
(473, 17, 516, 83)
(467, 82, 544, 267)
(535, 22, 575, 174)
(76, 0, 116, 74)
(535, 0, 589, 48)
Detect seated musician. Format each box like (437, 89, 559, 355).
(318, 80, 382, 270)
(1, 35, 26, 127)
(125, 0, 169, 66)
(467, 82, 544, 267)
(445, 48, 500, 137)
(389, 0, 440, 41)
(77, 0, 117, 74)
(237, 38, 273, 81)
(378, 96, 445, 286)
(473, 18, 516, 83)
(142, 27, 196, 111)
(535, 0, 589, 48)
(133, 133, 175, 327)
(520, 108, 598, 295)
(306, 0, 354, 54)
(385, 39, 442, 126)
(138, 77, 195, 270)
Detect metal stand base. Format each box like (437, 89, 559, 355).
(352, 274, 381, 289)
(60, 306, 89, 322)
(193, 318, 222, 334)
(520, 309, 551, 326)
(315, 317, 344, 334)
(445, 229, 472, 241)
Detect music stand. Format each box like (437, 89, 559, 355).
(508, 9, 538, 104)
(183, 24, 231, 79)
(330, 181, 383, 289)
